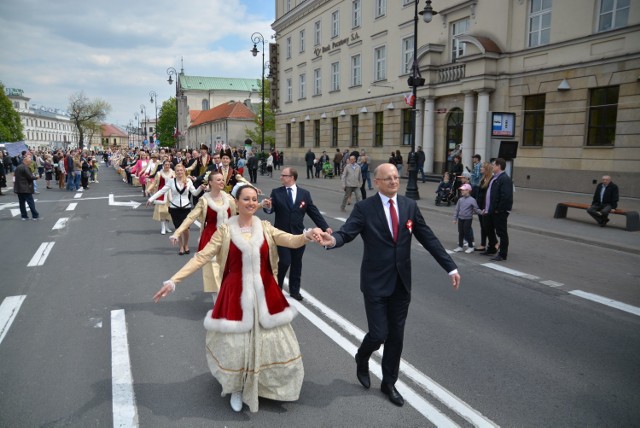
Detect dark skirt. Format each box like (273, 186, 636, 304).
(45, 170, 54, 181)
(168, 207, 191, 229)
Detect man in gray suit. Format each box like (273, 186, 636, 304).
(340, 155, 362, 212)
(317, 163, 460, 407)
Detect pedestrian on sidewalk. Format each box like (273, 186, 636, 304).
(587, 175, 619, 227)
(452, 184, 481, 253)
(14, 154, 40, 220)
(480, 158, 513, 262)
(333, 148, 343, 177)
(305, 148, 316, 179)
(474, 162, 493, 251)
(341, 155, 362, 211)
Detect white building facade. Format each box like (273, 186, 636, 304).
(272, 0, 640, 196)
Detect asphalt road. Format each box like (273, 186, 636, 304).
(1, 167, 639, 427)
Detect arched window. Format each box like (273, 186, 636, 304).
(445, 108, 464, 171)
(202, 99, 209, 110)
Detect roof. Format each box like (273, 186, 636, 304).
(189, 110, 202, 122)
(189, 102, 255, 127)
(180, 75, 260, 92)
(101, 123, 128, 137)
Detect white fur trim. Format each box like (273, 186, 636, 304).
(202, 192, 231, 228)
(202, 216, 296, 333)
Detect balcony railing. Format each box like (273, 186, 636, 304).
(438, 63, 465, 83)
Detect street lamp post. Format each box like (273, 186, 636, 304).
(140, 105, 148, 148)
(134, 112, 140, 148)
(167, 67, 179, 148)
(405, 0, 438, 200)
(250, 32, 265, 154)
(149, 90, 158, 144)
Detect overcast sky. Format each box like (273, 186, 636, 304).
(0, 0, 275, 126)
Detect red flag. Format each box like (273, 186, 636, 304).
(404, 93, 415, 107)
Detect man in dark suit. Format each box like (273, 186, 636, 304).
(316, 163, 460, 407)
(587, 175, 619, 227)
(304, 148, 316, 179)
(263, 167, 331, 301)
(480, 158, 513, 262)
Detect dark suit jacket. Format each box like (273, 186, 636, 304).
(264, 186, 329, 234)
(488, 172, 513, 213)
(332, 194, 457, 297)
(592, 182, 619, 209)
(13, 163, 35, 194)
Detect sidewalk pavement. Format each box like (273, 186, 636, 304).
(278, 163, 640, 255)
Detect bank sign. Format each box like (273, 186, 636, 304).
(491, 112, 515, 138)
(314, 32, 360, 57)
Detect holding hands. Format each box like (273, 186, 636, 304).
(153, 280, 176, 303)
(313, 230, 336, 247)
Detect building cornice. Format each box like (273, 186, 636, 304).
(273, 0, 333, 35)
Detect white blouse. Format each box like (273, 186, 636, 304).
(148, 178, 202, 209)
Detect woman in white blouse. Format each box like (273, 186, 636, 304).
(147, 163, 204, 255)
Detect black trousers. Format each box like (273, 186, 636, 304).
(277, 245, 306, 296)
(248, 168, 257, 183)
(357, 279, 410, 385)
(306, 164, 314, 179)
(485, 211, 509, 257)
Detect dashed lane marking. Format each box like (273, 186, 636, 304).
(66, 203, 77, 211)
(0, 295, 26, 346)
(482, 263, 540, 280)
(27, 242, 55, 267)
(52, 218, 69, 230)
(74, 193, 83, 199)
(569, 290, 640, 317)
(540, 280, 564, 288)
(111, 309, 139, 427)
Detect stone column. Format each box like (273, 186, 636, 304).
(422, 97, 436, 173)
(474, 90, 492, 162)
(462, 91, 476, 170)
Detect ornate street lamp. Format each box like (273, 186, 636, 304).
(134, 112, 140, 148)
(149, 90, 158, 144)
(167, 67, 179, 148)
(250, 32, 265, 154)
(405, 0, 438, 200)
(140, 105, 148, 143)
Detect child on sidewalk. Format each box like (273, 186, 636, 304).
(452, 183, 481, 253)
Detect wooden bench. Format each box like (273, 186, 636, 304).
(554, 202, 640, 231)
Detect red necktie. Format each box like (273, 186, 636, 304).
(389, 199, 398, 242)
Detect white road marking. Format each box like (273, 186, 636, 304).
(287, 280, 497, 427)
(111, 309, 139, 427)
(10, 208, 28, 217)
(0, 295, 27, 346)
(27, 242, 55, 267)
(194, 220, 201, 229)
(334, 217, 348, 222)
(108, 194, 141, 209)
(569, 290, 640, 317)
(482, 263, 540, 280)
(66, 203, 77, 211)
(540, 280, 564, 288)
(0, 202, 19, 211)
(52, 218, 69, 230)
(74, 193, 83, 199)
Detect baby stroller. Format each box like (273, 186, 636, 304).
(322, 161, 334, 178)
(435, 176, 455, 206)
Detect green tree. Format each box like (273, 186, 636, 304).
(68, 91, 111, 149)
(156, 97, 177, 147)
(0, 83, 25, 142)
(245, 79, 275, 152)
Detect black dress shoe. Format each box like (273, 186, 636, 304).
(480, 250, 497, 256)
(381, 383, 404, 407)
(354, 353, 370, 389)
(489, 254, 506, 262)
(290, 293, 303, 301)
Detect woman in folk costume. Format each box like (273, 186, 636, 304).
(153, 184, 323, 413)
(219, 151, 252, 194)
(150, 159, 175, 235)
(128, 151, 149, 187)
(170, 171, 237, 295)
(140, 153, 160, 197)
(146, 163, 204, 255)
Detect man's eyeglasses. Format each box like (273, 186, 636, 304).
(281, 174, 293, 177)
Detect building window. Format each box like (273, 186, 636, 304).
(286, 37, 292, 59)
(314, 120, 321, 147)
(352, 0, 361, 28)
(313, 68, 322, 96)
(285, 0, 291, 13)
(351, 54, 361, 87)
(286, 123, 291, 148)
(286, 78, 293, 102)
(598, 0, 629, 32)
(299, 29, 305, 53)
(331, 118, 338, 147)
(202, 99, 209, 110)
(451, 18, 469, 62)
(299, 122, 305, 148)
(350, 115, 359, 147)
(523, 94, 546, 146)
(331, 10, 340, 38)
(331, 62, 340, 91)
(299, 74, 306, 99)
(374, 46, 386, 81)
(587, 86, 619, 146)
(375, 0, 387, 18)
(374, 112, 384, 147)
(314, 20, 321, 46)
(528, 0, 551, 47)
(402, 109, 413, 146)
(402, 36, 414, 75)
